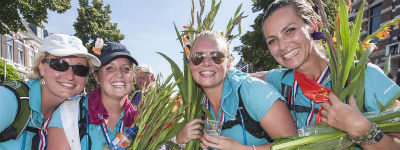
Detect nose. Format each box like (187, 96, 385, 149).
(64, 67, 75, 80)
(278, 37, 289, 51)
(201, 55, 213, 66)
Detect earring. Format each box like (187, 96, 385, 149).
(40, 78, 46, 86)
(311, 31, 324, 40)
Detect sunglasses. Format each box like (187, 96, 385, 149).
(190, 51, 226, 66)
(43, 58, 89, 77)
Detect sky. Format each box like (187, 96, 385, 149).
(45, 0, 259, 77)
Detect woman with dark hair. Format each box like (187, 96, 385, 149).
(252, 0, 400, 149)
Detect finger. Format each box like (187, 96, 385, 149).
(348, 95, 359, 110)
(188, 119, 204, 126)
(321, 116, 327, 123)
(200, 143, 207, 149)
(321, 102, 332, 111)
(328, 93, 342, 105)
(191, 124, 203, 131)
(320, 109, 328, 116)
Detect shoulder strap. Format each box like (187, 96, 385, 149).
(0, 80, 32, 142)
(222, 86, 274, 143)
(78, 96, 92, 150)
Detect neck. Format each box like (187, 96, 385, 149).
(203, 84, 223, 116)
(41, 86, 64, 120)
(296, 49, 329, 80)
(101, 95, 126, 130)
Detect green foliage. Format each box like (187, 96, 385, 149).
(0, 0, 71, 34)
(0, 59, 21, 82)
(74, 0, 125, 92)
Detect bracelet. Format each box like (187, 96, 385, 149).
(348, 122, 379, 145)
(252, 145, 256, 150)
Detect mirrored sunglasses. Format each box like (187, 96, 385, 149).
(190, 51, 226, 66)
(43, 58, 89, 77)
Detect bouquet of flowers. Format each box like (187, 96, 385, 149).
(128, 74, 187, 150)
(157, 0, 245, 149)
(271, 0, 400, 149)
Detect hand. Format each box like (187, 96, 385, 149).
(321, 93, 371, 137)
(200, 135, 248, 150)
(176, 119, 204, 144)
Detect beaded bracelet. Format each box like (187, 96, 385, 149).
(347, 122, 378, 145)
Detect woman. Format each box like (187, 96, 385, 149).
(176, 31, 296, 150)
(0, 34, 100, 150)
(255, 0, 400, 149)
(46, 42, 138, 150)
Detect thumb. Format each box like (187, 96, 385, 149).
(348, 95, 359, 110)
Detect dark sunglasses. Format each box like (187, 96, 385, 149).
(190, 51, 226, 66)
(43, 58, 89, 77)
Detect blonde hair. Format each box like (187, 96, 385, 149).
(192, 30, 232, 60)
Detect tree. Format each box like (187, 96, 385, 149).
(0, 59, 21, 82)
(74, 0, 125, 91)
(234, 0, 337, 71)
(0, 0, 71, 34)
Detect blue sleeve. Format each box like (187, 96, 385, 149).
(241, 77, 284, 121)
(48, 105, 63, 129)
(265, 69, 285, 94)
(0, 86, 18, 132)
(364, 63, 400, 112)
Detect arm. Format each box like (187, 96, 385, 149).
(321, 93, 400, 149)
(248, 71, 267, 81)
(201, 100, 297, 150)
(47, 127, 71, 150)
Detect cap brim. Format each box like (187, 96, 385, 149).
(100, 52, 138, 66)
(47, 49, 101, 67)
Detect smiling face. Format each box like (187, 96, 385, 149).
(39, 55, 88, 103)
(190, 36, 231, 90)
(263, 6, 318, 70)
(95, 57, 134, 100)
(135, 72, 154, 90)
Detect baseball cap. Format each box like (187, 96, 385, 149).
(40, 34, 101, 67)
(95, 42, 138, 66)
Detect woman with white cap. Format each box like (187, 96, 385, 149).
(46, 41, 138, 150)
(0, 34, 100, 150)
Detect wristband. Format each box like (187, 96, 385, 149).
(347, 123, 383, 145)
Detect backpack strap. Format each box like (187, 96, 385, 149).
(0, 80, 31, 142)
(222, 86, 274, 143)
(78, 96, 92, 150)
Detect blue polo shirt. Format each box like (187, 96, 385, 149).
(265, 63, 400, 128)
(51, 95, 128, 150)
(206, 69, 284, 145)
(0, 79, 62, 150)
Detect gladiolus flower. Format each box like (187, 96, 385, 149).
(165, 122, 172, 129)
(185, 45, 191, 57)
(92, 47, 101, 55)
(182, 37, 190, 44)
(138, 135, 142, 141)
(332, 32, 337, 44)
(183, 25, 189, 29)
(178, 95, 183, 105)
(376, 29, 391, 39)
(362, 43, 379, 50)
(171, 99, 179, 113)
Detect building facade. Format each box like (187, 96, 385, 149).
(351, 0, 400, 84)
(0, 21, 49, 81)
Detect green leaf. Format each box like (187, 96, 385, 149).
(384, 54, 391, 76)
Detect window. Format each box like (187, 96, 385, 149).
(17, 41, 24, 65)
(369, 4, 381, 43)
(5, 36, 13, 61)
(28, 47, 35, 67)
(386, 43, 400, 56)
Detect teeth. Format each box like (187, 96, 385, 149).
(200, 71, 214, 75)
(112, 82, 125, 86)
(61, 82, 73, 87)
(284, 48, 299, 59)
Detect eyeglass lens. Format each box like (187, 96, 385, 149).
(190, 51, 225, 65)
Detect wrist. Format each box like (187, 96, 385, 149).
(348, 119, 371, 138)
(348, 122, 384, 145)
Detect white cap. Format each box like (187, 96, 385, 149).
(40, 34, 101, 67)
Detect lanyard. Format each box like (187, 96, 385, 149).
(293, 66, 330, 127)
(99, 114, 125, 146)
(38, 116, 52, 150)
(204, 97, 224, 129)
